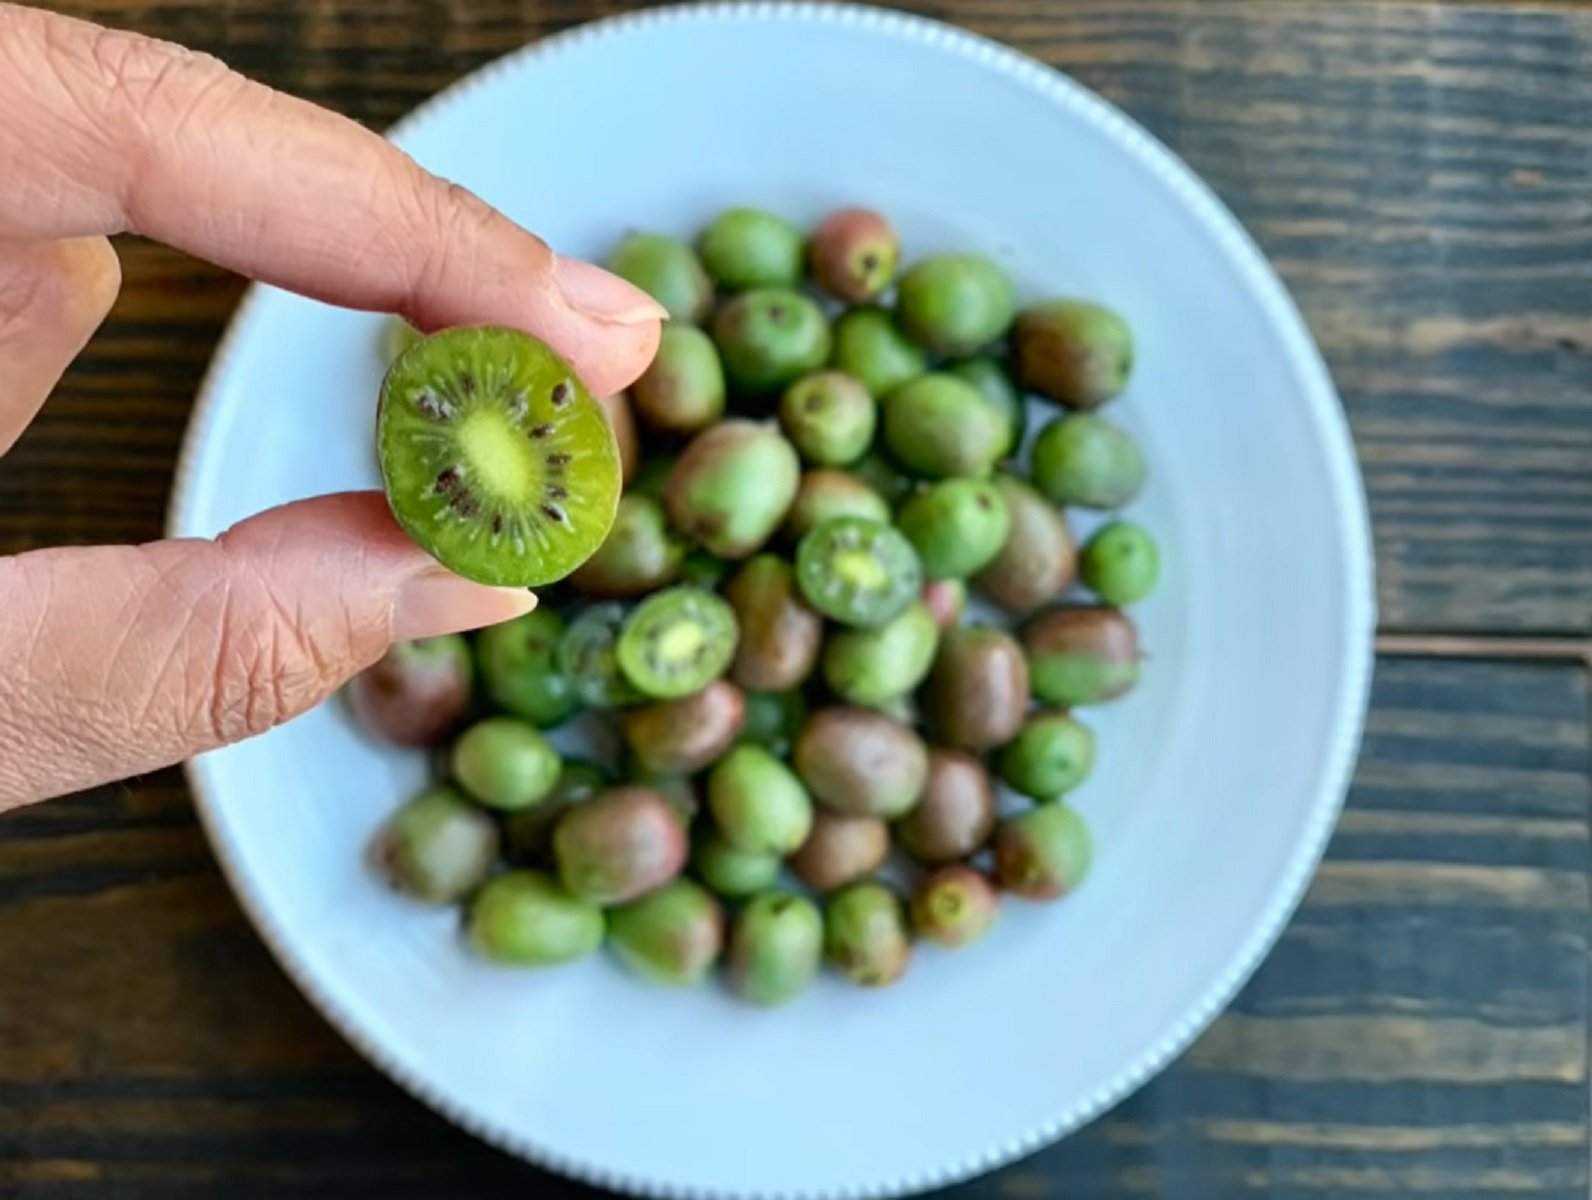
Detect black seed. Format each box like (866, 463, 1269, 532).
(491, 514, 505, 536)
(435, 467, 460, 493)
(769, 305, 787, 322)
(530, 423, 554, 439)
(547, 484, 568, 500)
(551, 381, 572, 407)
(547, 452, 572, 467)
(458, 371, 477, 396)
(861, 252, 880, 272)
(541, 503, 567, 524)
(450, 491, 480, 518)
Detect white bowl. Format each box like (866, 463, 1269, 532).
(168, 5, 1375, 1197)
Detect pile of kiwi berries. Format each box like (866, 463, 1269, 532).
(354, 205, 1156, 1006)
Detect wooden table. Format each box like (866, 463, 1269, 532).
(3, 1, 1589, 1196)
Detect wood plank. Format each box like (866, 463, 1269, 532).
(0, 1, 1587, 629)
(0, 658, 1583, 1197)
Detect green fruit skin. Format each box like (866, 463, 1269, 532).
(1023, 606, 1141, 706)
(897, 478, 1013, 581)
(1080, 521, 1161, 605)
(502, 760, 610, 865)
(849, 452, 915, 506)
(1030, 414, 1147, 510)
(376, 786, 499, 904)
(830, 307, 928, 398)
(821, 600, 940, 708)
(779, 370, 877, 466)
(726, 891, 824, 1006)
(793, 707, 928, 819)
(693, 834, 783, 898)
(630, 325, 727, 434)
(607, 878, 725, 986)
(1012, 299, 1134, 409)
(553, 787, 689, 906)
(895, 254, 1016, 357)
(998, 711, 1096, 801)
(706, 745, 814, 856)
(568, 494, 686, 599)
(697, 208, 806, 290)
(883, 373, 1011, 479)
(911, 865, 999, 948)
(724, 555, 824, 693)
(784, 469, 891, 541)
(468, 870, 605, 966)
(737, 688, 808, 757)
(622, 680, 746, 775)
(948, 357, 1025, 457)
(994, 804, 1093, 900)
(973, 474, 1077, 616)
(923, 626, 1030, 752)
(712, 288, 832, 395)
(608, 233, 713, 323)
(824, 883, 911, 987)
(450, 717, 562, 812)
(477, 612, 579, 727)
(666, 422, 801, 559)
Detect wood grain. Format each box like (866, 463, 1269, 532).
(0, 658, 1585, 1198)
(0, 0, 1587, 630)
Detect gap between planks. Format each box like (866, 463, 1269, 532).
(1376, 633, 1592, 665)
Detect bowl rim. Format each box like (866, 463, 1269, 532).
(166, 4, 1378, 1197)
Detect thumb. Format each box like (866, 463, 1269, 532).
(0, 491, 533, 808)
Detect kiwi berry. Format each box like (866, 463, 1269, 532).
(557, 602, 644, 708)
(377, 326, 621, 587)
(795, 516, 923, 629)
(616, 586, 739, 699)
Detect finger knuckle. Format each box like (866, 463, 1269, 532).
(201, 578, 342, 744)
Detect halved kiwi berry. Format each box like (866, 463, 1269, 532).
(377, 326, 621, 587)
(795, 517, 922, 629)
(616, 586, 739, 700)
(556, 602, 643, 708)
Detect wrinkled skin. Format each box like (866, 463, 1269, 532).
(923, 627, 1030, 752)
(893, 748, 997, 864)
(622, 680, 746, 775)
(347, 634, 473, 748)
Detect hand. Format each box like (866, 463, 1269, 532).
(0, 4, 664, 807)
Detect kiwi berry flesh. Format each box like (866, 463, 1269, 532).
(377, 325, 621, 587)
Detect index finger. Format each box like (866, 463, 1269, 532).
(0, 4, 663, 395)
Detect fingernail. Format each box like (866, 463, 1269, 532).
(393, 569, 536, 640)
(554, 256, 668, 325)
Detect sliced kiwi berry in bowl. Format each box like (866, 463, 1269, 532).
(352, 202, 1158, 1010)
